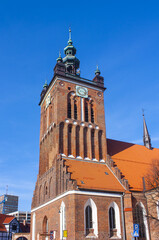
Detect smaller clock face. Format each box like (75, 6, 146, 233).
(76, 86, 88, 98)
(45, 93, 51, 108)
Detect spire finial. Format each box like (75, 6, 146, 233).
(56, 50, 63, 63)
(95, 65, 101, 75)
(143, 111, 152, 149)
(69, 27, 71, 40)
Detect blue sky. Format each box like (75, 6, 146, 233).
(0, 0, 159, 211)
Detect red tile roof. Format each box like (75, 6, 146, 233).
(107, 139, 159, 191)
(64, 159, 125, 192)
(0, 214, 15, 232)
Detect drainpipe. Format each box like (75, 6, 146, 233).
(121, 193, 126, 240)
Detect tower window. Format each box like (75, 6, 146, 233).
(68, 124, 72, 156)
(74, 100, 77, 119)
(85, 100, 88, 122)
(67, 97, 71, 118)
(91, 129, 95, 159)
(91, 104, 94, 123)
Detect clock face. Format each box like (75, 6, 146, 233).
(45, 93, 51, 108)
(76, 86, 88, 98)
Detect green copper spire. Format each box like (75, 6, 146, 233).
(56, 51, 63, 63)
(63, 28, 80, 75)
(95, 65, 101, 75)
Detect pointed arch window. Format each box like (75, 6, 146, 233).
(67, 95, 71, 118)
(86, 206, 92, 232)
(108, 202, 121, 238)
(109, 207, 116, 234)
(74, 100, 77, 120)
(43, 216, 48, 240)
(68, 124, 72, 156)
(84, 198, 98, 237)
(133, 203, 147, 239)
(91, 104, 94, 123)
(85, 100, 88, 122)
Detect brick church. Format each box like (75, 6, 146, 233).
(31, 30, 159, 240)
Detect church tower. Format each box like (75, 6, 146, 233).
(38, 29, 107, 177)
(31, 30, 126, 240)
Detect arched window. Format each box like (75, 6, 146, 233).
(67, 95, 71, 118)
(59, 122, 64, 154)
(68, 124, 72, 156)
(76, 126, 80, 157)
(84, 127, 88, 158)
(91, 129, 95, 159)
(74, 100, 77, 119)
(109, 207, 116, 236)
(108, 202, 121, 238)
(98, 130, 103, 160)
(133, 203, 149, 239)
(85, 100, 88, 122)
(86, 206, 92, 231)
(91, 104, 94, 123)
(43, 216, 48, 240)
(60, 201, 66, 240)
(84, 199, 98, 237)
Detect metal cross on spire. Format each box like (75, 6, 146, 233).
(69, 27, 71, 40)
